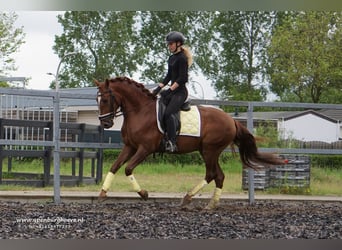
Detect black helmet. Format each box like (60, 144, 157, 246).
(165, 31, 185, 45)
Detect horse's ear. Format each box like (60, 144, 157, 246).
(94, 79, 100, 87)
(105, 79, 110, 88)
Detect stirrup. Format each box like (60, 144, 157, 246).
(180, 101, 191, 111)
(165, 140, 178, 153)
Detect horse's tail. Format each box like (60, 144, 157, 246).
(233, 120, 286, 169)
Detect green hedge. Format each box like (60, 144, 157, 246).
(104, 150, 342, 169)
(310, 155, 342, 169)
(103, 149, 238, 166)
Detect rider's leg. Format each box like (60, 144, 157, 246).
(163, 94, 185, 152)
(165, 114, 177, 152)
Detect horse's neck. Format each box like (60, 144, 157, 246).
(114, 85, 155, 114)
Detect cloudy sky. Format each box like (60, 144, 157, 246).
(12, 11, 64, 90)
(11, 11, 216, 98)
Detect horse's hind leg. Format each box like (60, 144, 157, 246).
(181, 149, 224, 210)
(180, 179, 208, 207)
(204, 163, 224, 210)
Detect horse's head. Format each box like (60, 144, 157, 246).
(95, 79, 116, 129)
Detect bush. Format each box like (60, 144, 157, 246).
(310, 155, 342, 169)
(103, 149, 240, 166)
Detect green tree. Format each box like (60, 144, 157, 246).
(200, 11, 275, 101)
(0, 81, 10, 87)
(54, 11, 216, 92)
(137, 11, 214, 85)
(0, 12, 25, 76)
(53, 11, 138, 88)
(267, 11, 342, 103)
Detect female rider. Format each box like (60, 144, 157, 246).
(152, 31, 193, 152)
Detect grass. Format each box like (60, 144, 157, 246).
(309, 167, 342, 196)
(0, 157, 341, 196)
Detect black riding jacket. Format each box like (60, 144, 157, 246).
(162, 50, 188, 94)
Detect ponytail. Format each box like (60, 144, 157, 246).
(181, 45, 193, 67)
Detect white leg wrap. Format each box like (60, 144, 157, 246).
(102, 172, 115, 192)
(188, 179, 208, 196)
(206, 187, 222, 210)
(127, 174, 142, 192)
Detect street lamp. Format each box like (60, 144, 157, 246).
(192, 80, 205, 99)
(47, 51, 77, 92)
(47, 51, 77, 204)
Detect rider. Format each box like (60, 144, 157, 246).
(152, 31, 193, 153)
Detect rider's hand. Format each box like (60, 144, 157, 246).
(152, 86, 162, 96)
(160, 88, 172, 98)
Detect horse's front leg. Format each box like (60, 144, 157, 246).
(98, 145, 136, 201)
(124, 146, 151, 200)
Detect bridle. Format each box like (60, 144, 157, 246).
(97, 89, 121, 122)
(97, 86, 156, 124)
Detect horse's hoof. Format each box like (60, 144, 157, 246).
(204, 202, 218, 211)
(203, 205, 214, 210)
(180, 194, 192, 207)
(98, 190, 108, 203)
(138, 190, 148, 200)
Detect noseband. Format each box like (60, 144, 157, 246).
(98, 111, 115, 121)
(97, 90, 117, 122)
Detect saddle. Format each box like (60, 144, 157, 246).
(156, 96, 201, 152)
(157, 98, 191, 134)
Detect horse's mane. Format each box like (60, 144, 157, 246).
(108, 76, 157, 100)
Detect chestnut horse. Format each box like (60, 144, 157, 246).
(95, 77, 284, 209)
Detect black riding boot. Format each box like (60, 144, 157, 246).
(165, 115, 178, 153)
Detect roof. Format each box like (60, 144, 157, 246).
(318, 109, 342, 122)
(283, 110, 339, 123)
(233, 109, 340, 123)
(1, 84, 196, 109)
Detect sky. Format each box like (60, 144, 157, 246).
(12, 11, 64, 90)
(10, 11, 217, 99)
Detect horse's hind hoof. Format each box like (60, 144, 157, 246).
(138, 190, 148, 200)
(180, 194, 192, 207)
(98, 190, 108, 203)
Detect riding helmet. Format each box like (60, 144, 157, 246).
(165, 31, 185, 45)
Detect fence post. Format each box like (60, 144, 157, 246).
(43, 121, 53, 186)
(78, 123, 85, 184)
(96, 125, 104, 183)
(0, 119, 3, 184)
(247, 103, 255, 205)
(53, 92, 61, 204)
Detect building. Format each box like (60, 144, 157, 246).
(233, 109, 342, 143)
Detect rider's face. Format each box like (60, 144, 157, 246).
(167, 41, 179, 53)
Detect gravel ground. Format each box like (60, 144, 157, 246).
(1, 200, 341, 239)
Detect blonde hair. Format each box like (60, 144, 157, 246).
(181, 45, 193, 67)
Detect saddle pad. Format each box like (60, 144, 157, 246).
(179, 106, 201, 137)
(156, 102, 201, 137)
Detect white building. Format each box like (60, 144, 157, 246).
(233, 109, 341, 143)
(279, 110, 340, 143)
